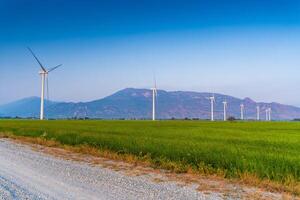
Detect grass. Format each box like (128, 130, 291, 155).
(0, 120, 299, 194)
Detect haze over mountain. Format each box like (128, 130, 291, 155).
(1, 88, 300, 120)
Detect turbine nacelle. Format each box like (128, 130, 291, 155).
(39, 71, 48, 75)
(150, 87, 158, 95)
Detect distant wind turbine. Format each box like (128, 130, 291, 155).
(151, 76, 158, 121)
(256, 105, 260, 121)
(265, 108, 269, 121)
(222, 100, 227, 121)
(240, 103, 244, 120)
(209, 95, 215, 121)
(28, 47, 62, 120)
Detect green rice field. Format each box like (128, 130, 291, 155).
(0, 120, 299, 187)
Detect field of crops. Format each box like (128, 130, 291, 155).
(0, 120, 299, 187)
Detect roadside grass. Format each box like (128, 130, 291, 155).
(0, 120, 299, 195)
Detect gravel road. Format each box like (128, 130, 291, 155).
(0, 138, 222, 200)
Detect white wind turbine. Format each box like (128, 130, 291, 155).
(209, 95, 215, 121)
(240, 103, 244, 120)
(150, 77, 158, 121)
(256, 105, 260, 121)
(222, 100, 228, 121)
(265, 108, 269, 121)
(28, 47, 62, 120)
(268, 108, 272, 121)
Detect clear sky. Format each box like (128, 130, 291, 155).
(1, 0, 300, 106)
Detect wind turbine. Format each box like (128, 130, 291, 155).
(240, 103, 244, 120)
(28, 47, 62, 120)
(256, 105, 260, 121)
(265, 108, 269, 121)
(150, 77, 158, 121)
(268, 108, 272, 121)
(222, 100, 227, 121)
(209, 95, 215, 121)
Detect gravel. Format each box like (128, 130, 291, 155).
(0, 139, 221, 200)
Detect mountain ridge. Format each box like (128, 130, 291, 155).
(1, 88, 300, 120)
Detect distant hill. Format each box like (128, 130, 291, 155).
(0, 97, 57, 118)
(1, 88, 300, 120)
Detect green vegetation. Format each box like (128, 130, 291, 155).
(0, 120, 299, 188)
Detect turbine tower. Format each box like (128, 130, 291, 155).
(240, 103, 244, 120)
(268, 108, 272, 121)
(209, 96, 215, 121)
(28, 47, 62, 120)
(150, 77, 157, 121)
(256, 105, 260, 121)
(265, 108, 269, 121)
(222, 100, 227, 121)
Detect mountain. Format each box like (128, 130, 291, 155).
(1, 88, 300, 120)
(0, 97, 58, 118)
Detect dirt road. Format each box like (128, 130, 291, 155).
(0, 138, 284, 200)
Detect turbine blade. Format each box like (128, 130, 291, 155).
(155, 90, 158, 112)
(48, 64, 62, 73)
(45, 75, 49, 120)
(46, 75, 49, 104)
(27, 47, 47, 72)
(152, 69, 157, 88)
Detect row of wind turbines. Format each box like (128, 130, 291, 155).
(150, 87, 272, 121)
(212, 97, 272, 121)
(28, 48, 272, 121)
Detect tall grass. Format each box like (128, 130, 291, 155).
(0, 120, 299, 186)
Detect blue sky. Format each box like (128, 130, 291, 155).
(1, 0, 300, 105)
